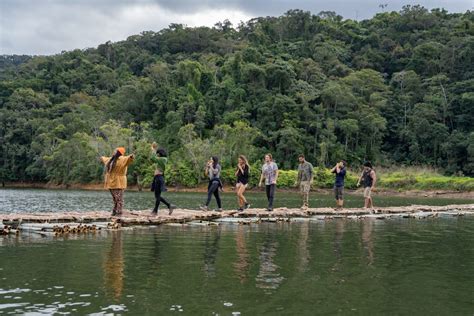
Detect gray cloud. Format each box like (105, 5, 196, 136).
(1, 0, 472, 55)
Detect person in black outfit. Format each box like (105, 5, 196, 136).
(150, 144, 176, 215)
(235, 155, 250, 211)
(200, 156, 223, 212)
(357, 161, 377, 209)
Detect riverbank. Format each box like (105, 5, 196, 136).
(3, 182, 474, 199)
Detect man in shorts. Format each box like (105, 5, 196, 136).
(357, 161, 376, 209)
(296, 154, 314, 210)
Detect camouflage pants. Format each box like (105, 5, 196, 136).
(109, 189, 124, 214)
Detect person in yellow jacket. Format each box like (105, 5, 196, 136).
(100, 147, 134, 216)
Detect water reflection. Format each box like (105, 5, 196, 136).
(361, 219, 375, 265)
(332, 219, 346, 272)
(203, 230, 220, 278)
(233, 226, 250, 283)
(103, 231, 124, 301)
(255, 237, 284, 293)
(296, 221, 311, 273)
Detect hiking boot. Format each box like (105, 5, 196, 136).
(199, 205, 210, 212)
(168, 204, 177, 215)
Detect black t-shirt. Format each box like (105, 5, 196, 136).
(236, 165, 250, 184)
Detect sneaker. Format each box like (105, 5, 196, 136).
(151, 211, 158, 216)
(199, 205, 210, 212)
(244, 202, 250, 209)
(214, 208, 223, 212)
(168, 204, 177, 215)
(111, 211, 117, 216)
(237, 208, 244, 212)
(266, 208, 273, 212)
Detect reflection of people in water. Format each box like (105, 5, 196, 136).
(297, 221, 311, 273)
(331, 219, 346, 272)
(203, 230, 220, 278)
(361, 219, 375, 265)
(103, 231, 124, 301)
(255, 237, 284, 293)
(234, 225, 250, 283)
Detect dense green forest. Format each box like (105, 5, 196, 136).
(1, 6, 473, 188)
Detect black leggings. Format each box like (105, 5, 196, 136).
(152, 175, 170, 212)
(206, 180, 222, 208)
(265, 184, 275, 208)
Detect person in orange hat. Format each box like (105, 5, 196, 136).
(100, 147, 134, 216)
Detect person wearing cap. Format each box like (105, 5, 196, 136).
(357, 161, 376, 209)
(100, 147, 135, 216)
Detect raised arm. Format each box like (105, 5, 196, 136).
(125, 154, 135, 166)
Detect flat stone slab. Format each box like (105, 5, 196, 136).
(2, 204, 473, 226)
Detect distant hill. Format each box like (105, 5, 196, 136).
(0, 6, 473, 185)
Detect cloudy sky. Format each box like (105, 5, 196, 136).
(1, 0, 472, 55)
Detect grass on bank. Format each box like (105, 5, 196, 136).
(164, 165, 474, 191)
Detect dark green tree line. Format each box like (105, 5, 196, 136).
(0, 6, 473, 185)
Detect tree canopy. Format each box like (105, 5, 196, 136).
(1, 6, 473, 185)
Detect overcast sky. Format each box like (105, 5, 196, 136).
(1, 0, 472, 55)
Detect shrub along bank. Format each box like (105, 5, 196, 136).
(151, 166, 473, 191)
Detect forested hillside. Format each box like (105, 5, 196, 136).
(1, 6, 473, 186)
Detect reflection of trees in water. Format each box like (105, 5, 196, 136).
(203, 230, 220, 278)
(297, 221, 311, 273)
(361, 219, 375, 265)
(255, 238, 284, 293)
(103, 231, 124, 301)
(234, 226, 250, 283)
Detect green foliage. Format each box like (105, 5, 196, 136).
(379, 170, 474, 191)
(1, 7, 473, 188)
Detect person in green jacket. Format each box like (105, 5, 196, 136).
(150, 143, 176, 215)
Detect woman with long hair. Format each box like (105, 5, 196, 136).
(200, 156, 223, 212)
(150, 143, 176, 215)
(100, 147, 134, 216)
(235, 155, 250, 211)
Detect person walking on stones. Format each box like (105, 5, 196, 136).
(150, 142, 176, 216)
(100, 147, 134, 216)
(296, 154, 313, 210)
(331, 160, 347, 209)
(259, 154, 279, 212)
(235, 155, 250, 212)
(200, 156, 223, 212)
(357, 161, 377, 209)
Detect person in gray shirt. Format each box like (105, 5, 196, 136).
(296, 154, 314, 209)
(259, 153, 279, 211)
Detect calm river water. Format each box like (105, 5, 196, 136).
(0, 189, 473, 315)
